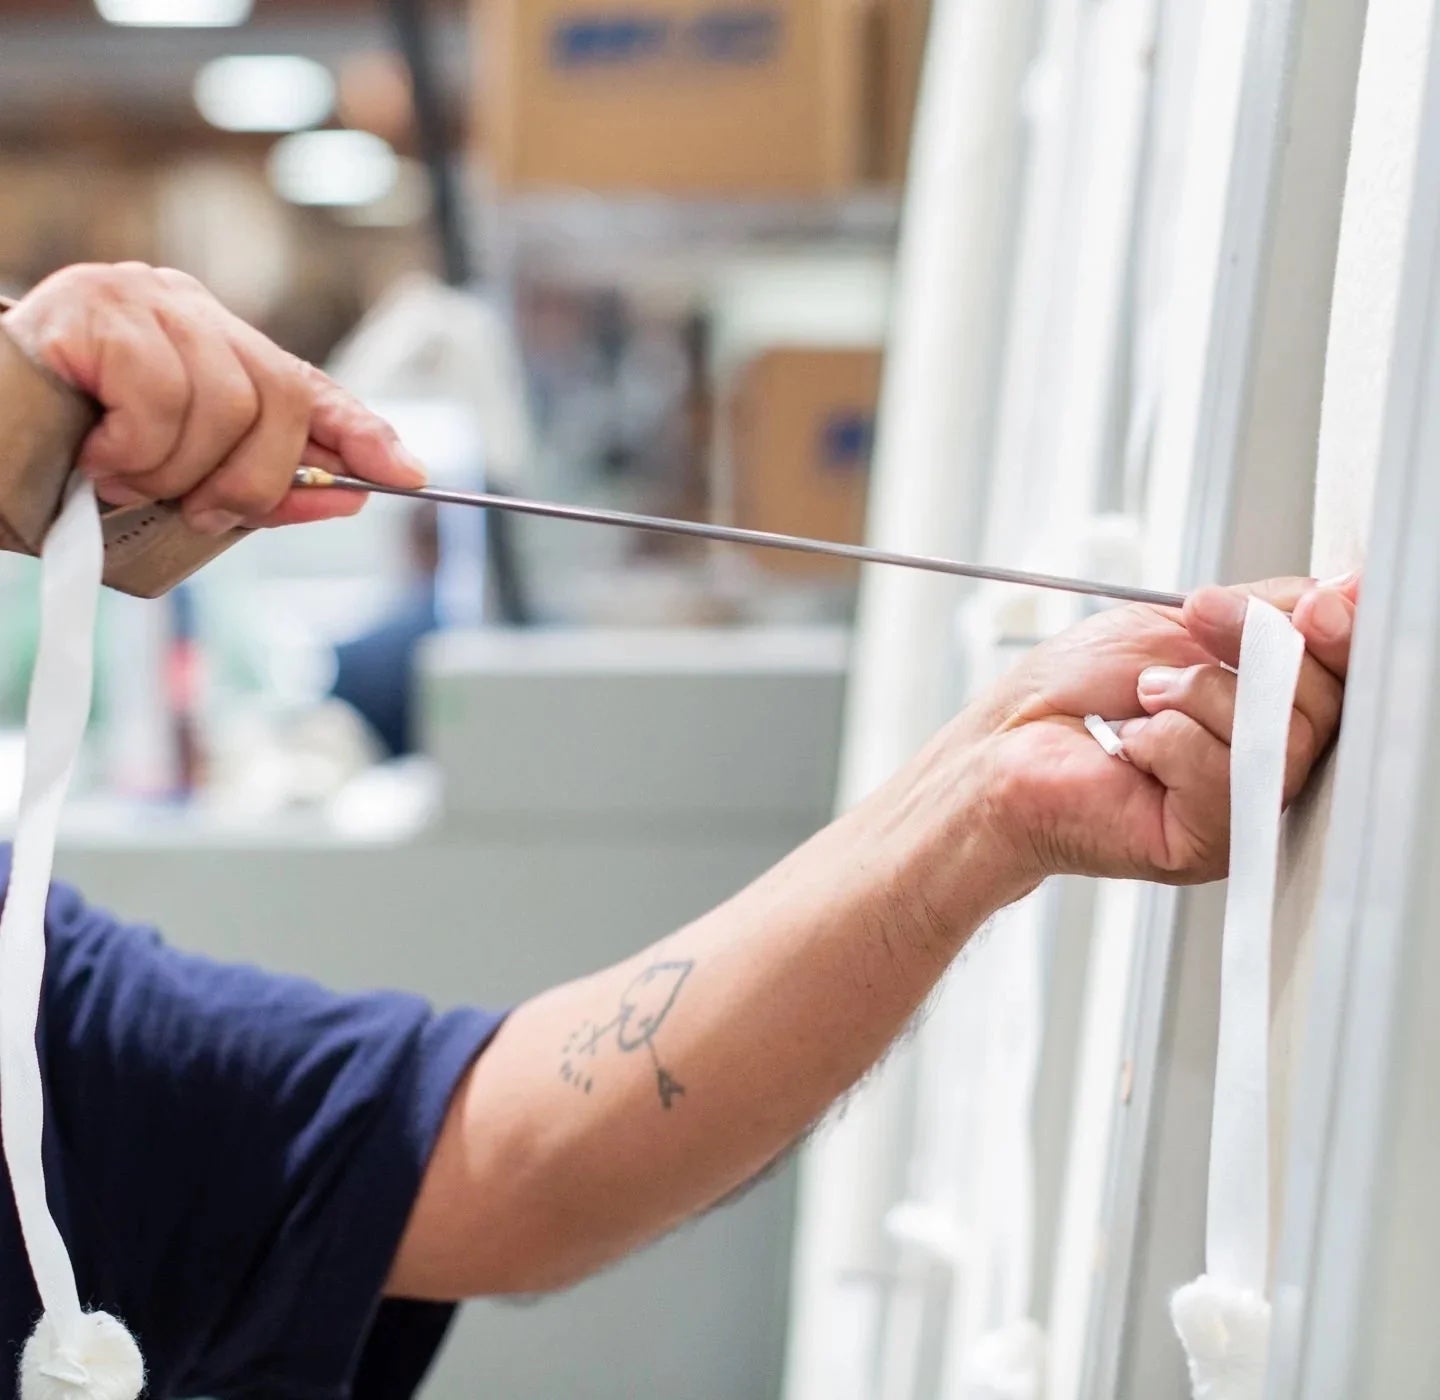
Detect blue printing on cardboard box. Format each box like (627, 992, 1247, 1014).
(820, 411, 874, 470)
(551, 6, 782, 69)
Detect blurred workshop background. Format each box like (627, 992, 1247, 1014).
(6, 0, 1433, 1395)
(0, 1, 920, 1395)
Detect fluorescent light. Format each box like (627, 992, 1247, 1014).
(195, 56, 336, 133)
(267, 130, 399, 208)
(334, 158, 433, 228)
(96, 0, 252, 25)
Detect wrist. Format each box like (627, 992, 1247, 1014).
(846, 721, 1042, 955)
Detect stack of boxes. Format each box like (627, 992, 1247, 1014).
(476, 0, 930, 194)
(474, 0, 925, 578)
(727, 346, 881, 578)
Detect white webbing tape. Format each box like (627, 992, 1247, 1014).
(0, 477, 144, 1398)
(1171, 597, 1304, 1400)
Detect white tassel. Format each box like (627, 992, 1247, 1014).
(19, 1311, 144, 1400)
(1170, 1275, 1271, 1400)
(958, 1318, 1046, 1400)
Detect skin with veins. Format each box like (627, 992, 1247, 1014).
(560, 960, 693, 1110)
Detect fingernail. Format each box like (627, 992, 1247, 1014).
(1309, 589, 1350, 642)
(93, 479, 149, 508)
(190, 509, 243, 536)
(1120, 717, 1149, 741)
(1318, 568, 1359, 590)
(398, 449, 428, 485)
(1137, 666, 1182, 701)
(1191, 588, 1247, 631)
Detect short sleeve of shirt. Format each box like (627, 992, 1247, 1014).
(33, 872, 505, 1400)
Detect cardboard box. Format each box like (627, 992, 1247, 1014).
(876, 0, 929, 183)
(478, 0, 872, 195)
(728, 345, 880, 578)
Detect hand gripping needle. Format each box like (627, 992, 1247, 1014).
(292, 468, 1186, 610)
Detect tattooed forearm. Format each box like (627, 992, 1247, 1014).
(560, 959, 694, 1110)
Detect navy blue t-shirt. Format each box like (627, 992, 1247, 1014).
(0, 859, 504, 1399)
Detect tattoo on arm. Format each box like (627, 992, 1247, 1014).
(559, 959, 693, 1110)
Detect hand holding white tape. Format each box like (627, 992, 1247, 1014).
(0, 477, 144, 1399)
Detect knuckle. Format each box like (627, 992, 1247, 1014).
(1151, 709, 1195, 746)
(278, 357, 318, 416)
(51, 262, 104, 292)
(353, 415, 396, 447)
(213, 376, 261, 436)
(78, 423, 132, 474)
(154, 266, 201, 294)
(114, 261, 161, 295)
(1178, 664, 1225, 710)
(66, 263, 130, 305)
(1169, 666, 1206, 706)
(149, 364, 192, 419)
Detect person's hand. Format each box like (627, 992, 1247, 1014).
(960, 573, 1359, 889)
(2, 261, 425, 534)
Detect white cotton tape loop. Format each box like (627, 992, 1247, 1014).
(958, 1318, 1046, 1400)
(0, 478, 144, 1400)
(1169, 598, 1304, 1400)
(20, 1314, 144, 1400)
(1170, 1276, 1270, 1400)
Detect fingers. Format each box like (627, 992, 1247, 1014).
(1291, 584, 1358, 679)
(76, 309, 194, 483)
(306, 370, 428, 488)
(1137, 649, 1342, 781)
(1139, 570, 1355, 804)
(5, 261, 419, 535)
(1184, 575, 1360, 680)
(1122, 711, 1227, 794)
(1182, 576, 1358, 780)
(1181, 586, 1258, 665)
(254, 372, 424, 529)
(1118, 711, 1230, 872)
(178, 334, 314, 534)
(1138, 664, 1237, 733)
(260, 439, 365, 528)
(1134, 664, 1322, 804)
(118, 327, 260, 508)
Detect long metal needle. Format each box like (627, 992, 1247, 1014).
(293, 468, 1186, 609)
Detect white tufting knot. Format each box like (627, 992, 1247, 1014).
(1170, 1275, 1271, 1400)
(958, 1317, 1046, 1400)
(19, 1311, 144, 1400)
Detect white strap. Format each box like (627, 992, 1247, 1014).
(1170, 597, 1304, 1400)
(0, 476, 101, 1335)
(0, 477, 144, 1398)
(1205, 597, 1303, 1289)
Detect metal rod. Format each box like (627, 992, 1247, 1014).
(293, 469, 1187, 609)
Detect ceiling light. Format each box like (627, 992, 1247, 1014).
(267, 130, 400, 208)
(334, 158, 433, 228)
(96, 0, 252, 25)
(195, 56, 336, 133)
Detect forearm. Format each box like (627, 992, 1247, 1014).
(393, 723, 1029, 1298)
